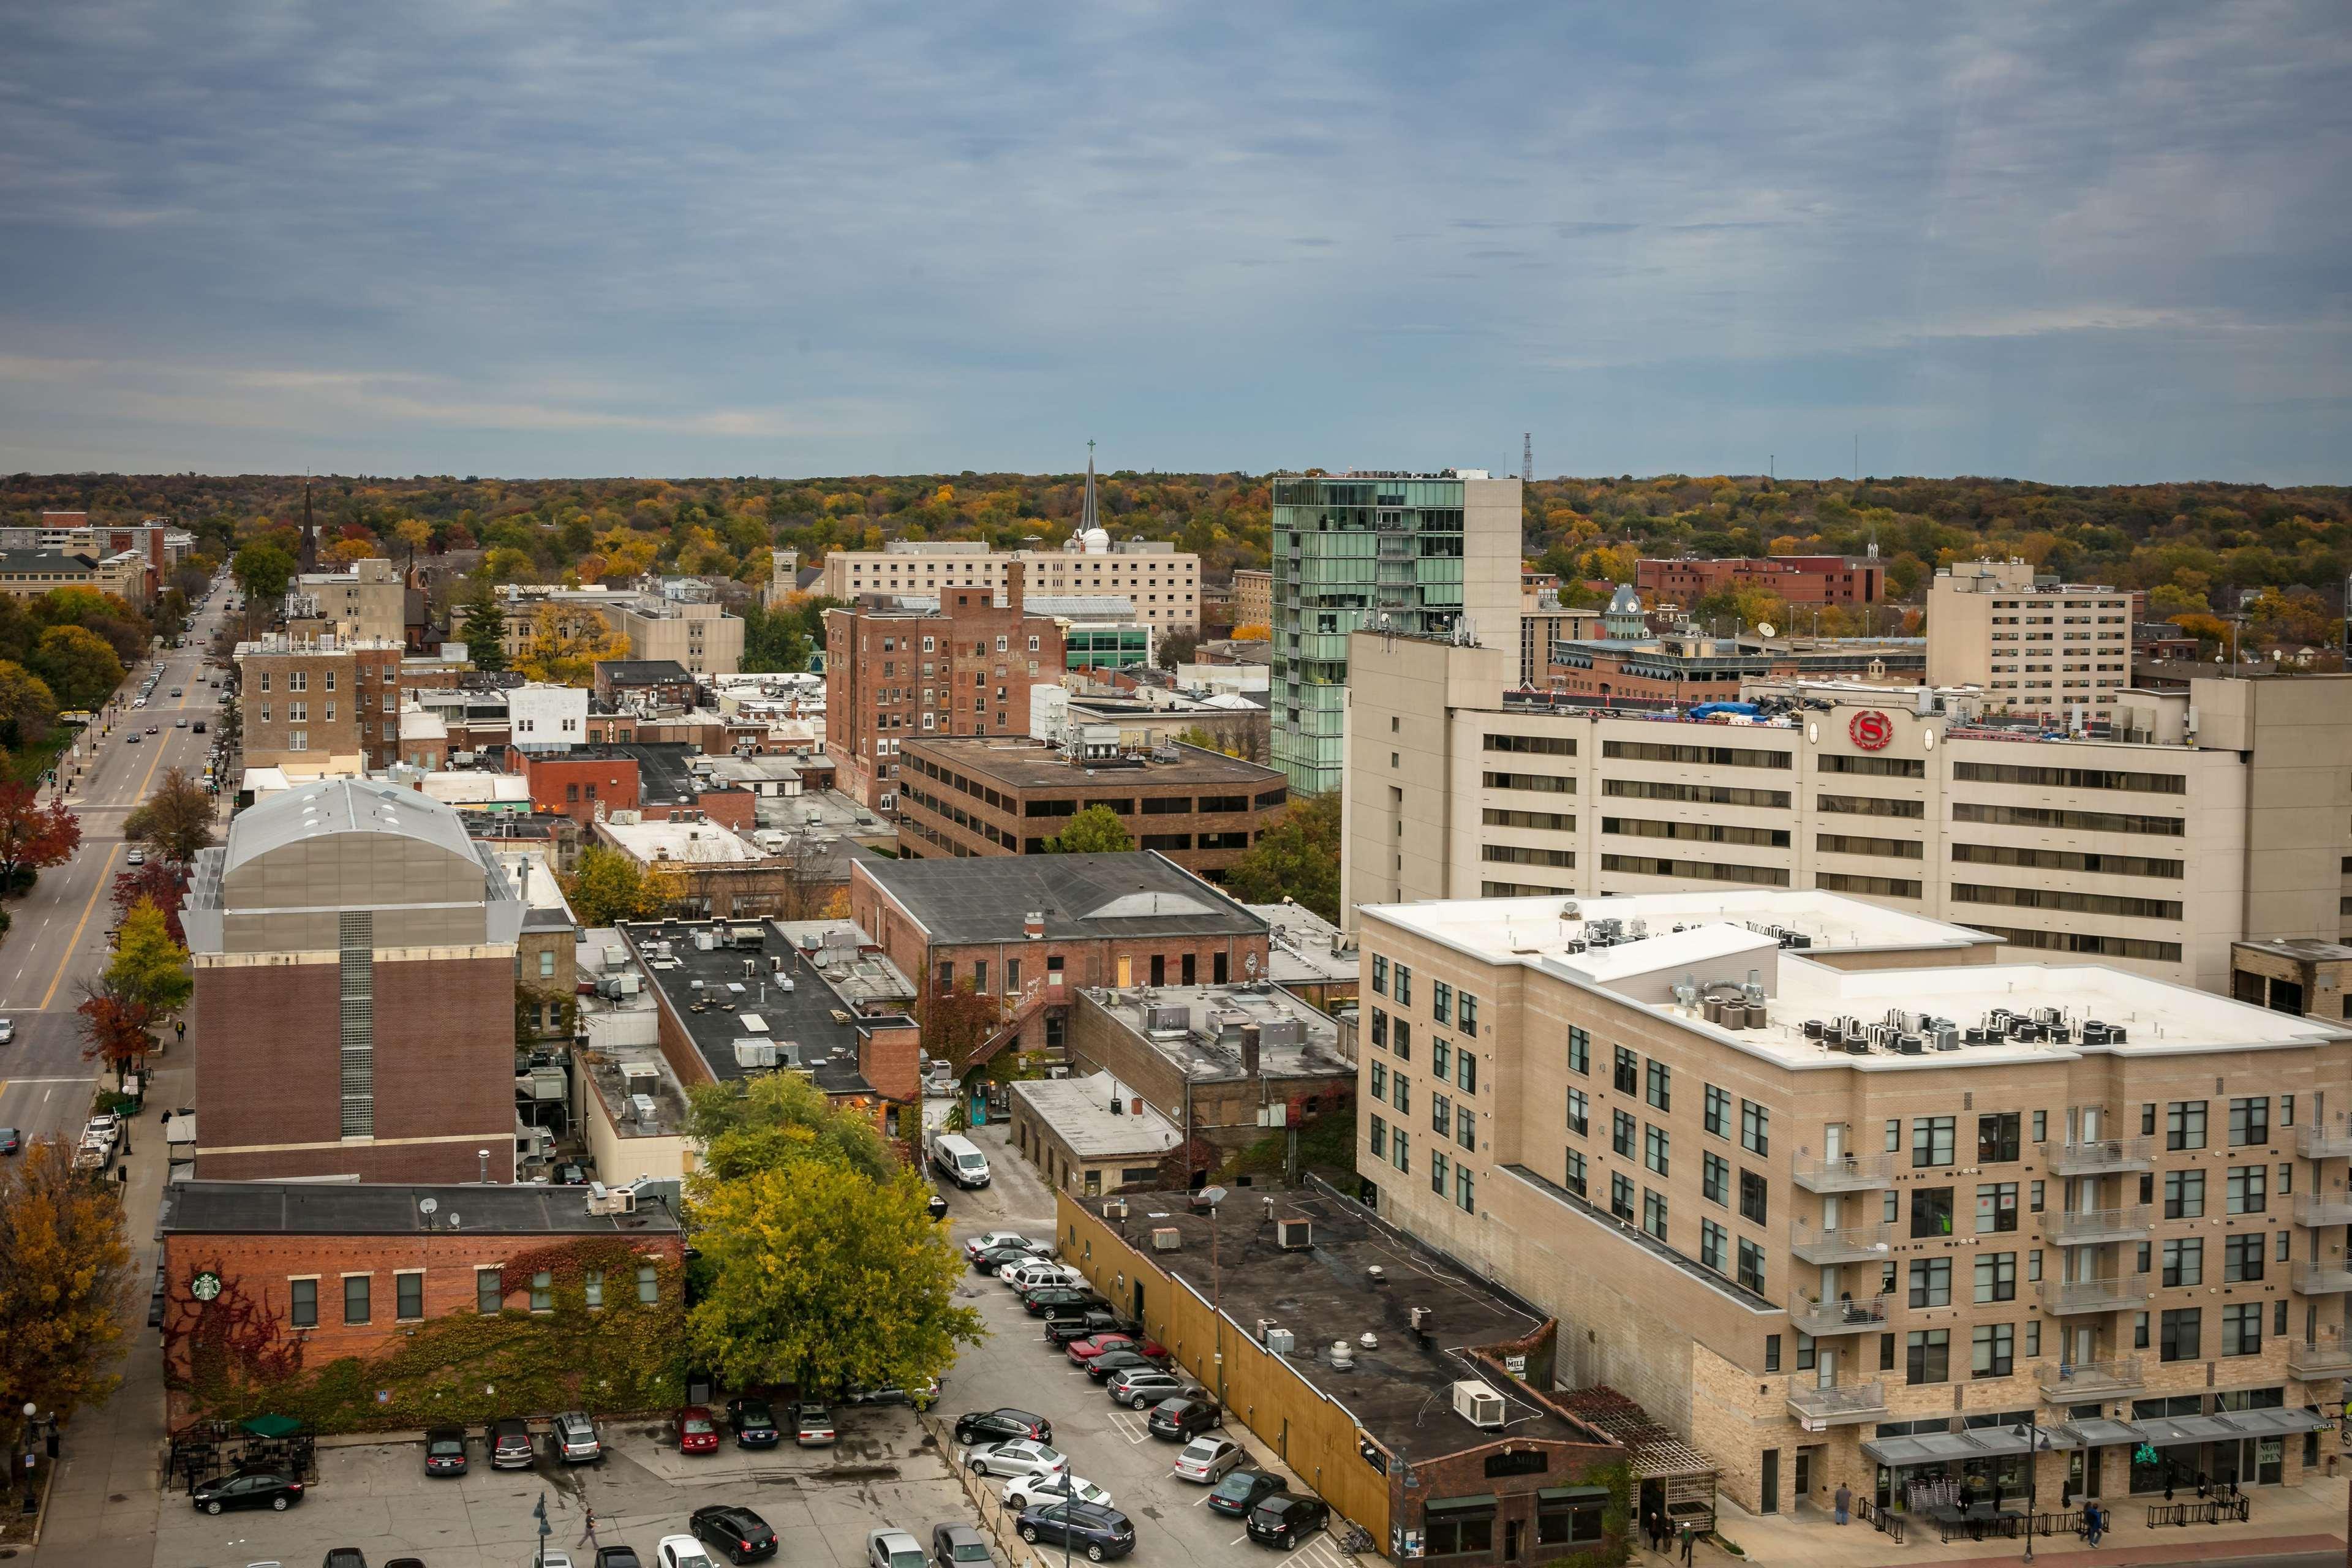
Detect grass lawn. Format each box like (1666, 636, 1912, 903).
(4, 728, 76, 786)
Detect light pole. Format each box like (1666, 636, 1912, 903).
(2010, 1417, 2051, 1561)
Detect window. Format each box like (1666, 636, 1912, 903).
(1975, 1252, 2016, 1303)
(2228, 1096, 2270, 1147)
(1393, 1077, 1411, 1115)
(1740, 1100, 1769, 1156)
(1909, 1257, 1952, 1308)
(343, 1275, 371, 1325)
(1972, 1324, 2014, 1379)
(1536, 1495, 1605, 1548)
(2221, 1302, 2263, 1357)
(2165, 1168, 2206, 1218)
(1977, 1112, 2021, 1164)
(477, 1270, 502, 1314)
(1432, 981, 1452, 1025)
(637, 1265, 659, 1304)
(1432, 1039, 1452, 1082)
(1370, 1114, 1387, 1158)
(1393, 1022, 1411, 1060)
(2160, 1308, 2201, 1362)
(2226, 1164, 2267, 1215)
(1646, 1060, 1671, 1111)
(1431, 1150, 1450, 1197)
(530, 1270, 554, 1311)
(1564, 1148, 1586, 1196)
(1736, 1238, 1765, 1293)
(1372, 956, 1389, 995)
(1393, 1130, 1409, 1174)
(1431, 1090, 1451, 1137)
(1423, 1509, 1494, 1558)
(1457, 1164, 1477, 1214)
(1763, 1334, 1782, 1373)
(1702, 1152, 1728, 1205)
(1371, 1010, 1389, 1050)
(1612, 1110, 1635, 1157)
(1567, 1088, 1589, 1137)
(2163, 1238, 2204, 1287)
(290, 1278, 318, 1328)
(1976, 1182, 2018, 1233)
(396, 1272, 423, 1321)
(1371, 1063, 1388, 1101)
(1701, 1218, 1727, 1272)
(1393, 965, 1412, 1005)
(1645, 1124, 1669, 1176)
(1458, 992, 1479, 1036)
(2167, 1100, 2207, 1150)
(1613, 1047, 1638, 1095)
(1457, 1052, 1477, 1095)
(1457, 1105, 1475, 1151)
(1610, 1173, 1635, 1222)
(1567, 1027, 1589, 1075)
(1912, 1186, 1954, 1239)
(1906, 1329, 1950, 1385)
(2223, 1232, 2264, 1283)
(1912, 1115, 1956, 1167)
(1703, 1085, 1729, 1137)
(1739, 1169, 1768, 1225)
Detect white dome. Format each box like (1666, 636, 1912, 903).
(1082, 527, 1111, 553)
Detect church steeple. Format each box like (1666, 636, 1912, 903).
(1080, 439, 1099, 535)
(298, 480, 318, 573)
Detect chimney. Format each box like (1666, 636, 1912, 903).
(1006, 560, 1025, 617)
(1023, 911, 1046, 940)
(1239, 1023, 1262, 1078)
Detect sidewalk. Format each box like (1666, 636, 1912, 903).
(26, 1057, 189, 1566)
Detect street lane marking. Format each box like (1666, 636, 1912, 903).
(39, 840, 119, 1011)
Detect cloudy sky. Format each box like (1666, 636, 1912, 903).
(2, 1, 2345, 482)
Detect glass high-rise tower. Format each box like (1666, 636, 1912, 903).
(1269, 470, 1521, 793)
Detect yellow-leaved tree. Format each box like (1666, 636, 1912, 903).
(514, 605, 629, 685)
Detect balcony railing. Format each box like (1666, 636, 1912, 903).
(2299, 1120, 2352, 1159)
(2292, 1193, 2352, 1228)
(1790, 1219, 1894, 1265)
(1792, 1152, 1896, 1194)
(2035, 1357, 2144, 1399)
(2287, 1339, 2352, 1377)
(2047, 1205, 2154, 1246)
(2037, 1276, 2148, 1314)
(1786, 1380, 1889, 1428)
(2293, 1261, 2352, 1295)
(1789, 1292, 1890, 1337)
(2038, 1136, 2154, 1177)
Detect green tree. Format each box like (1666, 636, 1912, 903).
(739, 603, 812, 673)
(1221, 792, 1340, 922)
(31, 624, 125, 710)
(458, 583, 510, 673)
(0, 1139, 134, 1458)
(1044, 804, 1134, 854)
(124, 767, 216, 864)
(685, 1072, 894, 1183)
(232, 540, 297, 606)
(562, 844, 668, 925)
(0, 659, 57, 747)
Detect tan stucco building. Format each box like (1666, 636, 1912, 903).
(1926, 559, 2134, 721)
(822, 541, 1202, 632)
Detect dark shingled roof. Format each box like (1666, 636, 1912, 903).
(160, 1181, 684, 1237)
(597, 658, 694, 684)
(859, 851, 1268, 944)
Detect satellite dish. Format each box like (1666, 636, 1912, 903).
(418, 1197, 439, 1216)
(1756, 621, 1776, 638)
(1199, 1185, 1229, 1208)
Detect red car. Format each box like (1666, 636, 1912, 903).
(1066, 1332, 1167, 1368)
(676, 1406, 720, 1454)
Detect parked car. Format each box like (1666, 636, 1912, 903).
(930, 1522, 990, 1567)
(1208, 1468, 1289, 1517)
(1173, 1434, 1246, 1484)
(965, 1230, 1045, 1263)
(1068, 1332, 1166, 1367)
(956, 1407, 1052, 1446)
(657, 1537, 718, 1568)
(0, 1128, 20, 1156)
(323, 1551, 370, 1568)
(190, 1469, 304, 1513)
(487, 1416, 535, 1469)
(866, 1529, 925, 1568)
(1003, 1261, 1080, 1293)
(963, 1439, 1070, 1479)
(675, 1405, 721, 1453)
(975, 1243, 1048, 1276)
(1005, 1472, 1113, 1510)
(555, 1409, 602, 1463)
(726, 1396, 781, 1447)
(1015, 1501, 1136, 1562)
(422, 1424, 468, 1476)
(595, 1550, 646, 1568)
(926, 1189, 951, 1221)
(1084, 1347, 1164, 1382)
(1047, 1309, 1128, 1346)
(1147, 1396, 1223, 1441)
(690, 1502, 778, 1564)
(794, 1402, 837, 1446)
(840, 1376, 939, 1409)
(1023, 1286, 1104, 1316)
(1105, 1367, 1189, 1409)
(1247, 1493, 1332, 1550)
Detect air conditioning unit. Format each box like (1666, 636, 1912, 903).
(1150, 1227, 1182, 1251)
(1452, 1379, 1506, 1430)
(1264, 1327, 1295, 1355)
(734, 1041, 778, 1069)
(1276, 1218, 1314, 1251)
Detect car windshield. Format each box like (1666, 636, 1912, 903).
(740, 1402, 772, 1422)
(428, 1438, 463, 1455)
(889, 1552, 924, 1568)
(947, 1540, 989, 1562)
(683, 1416, 713, 1433)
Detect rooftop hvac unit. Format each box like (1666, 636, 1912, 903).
(626, 1093, 658, 1124)
(1103, 1198, 1129, 1220)
(620, 1061, 660, 1093)
(1145, 1004, 1191, 1035)
(773, 1039, 804, 1068)
(735, 1041, 778, 1069)
(694, 929, 720, 951)
(1452, 1379, 1506, 1430)
(1258, 1016, 1305, 1048)
(1149, 1227, 1182, 1251)
(1265, 1327, 1295, 1355)
(524, 1068, 566, 1101)
(603, 944, 628, 971)
(584, 1182, 636, 1216)
(1276, 1218, 1313, 1251)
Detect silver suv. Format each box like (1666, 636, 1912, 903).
(554, 1410, 601, 1463)
(1106, 1367, 1188, 1409)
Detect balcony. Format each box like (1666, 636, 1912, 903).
(1790, 1219, 1894, 1265)
(1786, 1380, 1889, 1428)
(2299, 1121, 2352, 1159)
(2287, 1339, 2352, 1378)
(1792, 1152, 1896, 1194)
(2036, 1357, 2145, 1400)
(2038, 1136, 2154, 1177)
(2293, 1193, 2352, 1228)
(2047, 1205, 2153, 1246)
(2293, 1261, 2352, 1295)
(1789, 1292, 1890, 1337)
(2037, 1276, 2148, 1314)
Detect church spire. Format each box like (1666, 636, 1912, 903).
(299, 478, 318, 573)
(1080, 439, 1099, 534)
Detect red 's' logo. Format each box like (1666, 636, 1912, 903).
(1849, 710, 1893, 750)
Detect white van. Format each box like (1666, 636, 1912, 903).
(928, 1132, 992, 1189)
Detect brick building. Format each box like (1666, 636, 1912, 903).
(506, 747, 641, 826)
(235, 635, 408, 771)
(1636, 555, 1885, 609)
(1541, 628, 1924, 705)
(893, 736, 1287, 882)
(594, 658, 700, 709)
(183, 779, 527, 1183)
(505, 741, 763, 831)
(1229, 567, 1272, 631)
(847, 851, 1268, 1069)
(823, 562, 1068, 810)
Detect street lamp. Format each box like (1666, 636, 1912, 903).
(2009, 1418, 2051, 1561)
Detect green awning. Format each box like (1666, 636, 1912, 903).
(1425, 1494, 1499, 1513)
(1538, 1485, 1611, 1502)
(239, 1414, 303, 1439)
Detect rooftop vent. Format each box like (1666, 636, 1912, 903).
(1452, 1379, 1506, 1430)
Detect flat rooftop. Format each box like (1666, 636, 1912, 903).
(1366, 889, 1995, 963)
(1082, 982, 1351, 1083)
(2237, 937, 2352, 963)
(1244, 902, 1358, 986)
(1012, 1072, 1182, 1159)
(1087, 1190, 1611, 1463)
(160, 1181, 682, 1237)
(772, 919, 918, 1011)
(859, 852, 1267, 946)
(602, 818, 762, 864)
(902, 736, 1283, 791)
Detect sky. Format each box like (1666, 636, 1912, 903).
(1, 1, 2347, 484)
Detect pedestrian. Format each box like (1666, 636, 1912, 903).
(1679, 1519, 1696, 1563)
(1833, 1481, 1852, 1526)
(2084, 1500, 2104, 1547)
(579, 1504, 599, 1547)
(2163, 1471, 2174, 1503)
(2195, 1468, 2209, 1499)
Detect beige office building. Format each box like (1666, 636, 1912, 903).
(496, 588, 743, 676)
(822, 541, 1202, 632)
(1926, 559, 2133, 721)
(1231, 567, 1272, 630)
(1340, 630, 2352, 995)
(287, 558, 407, 646)
(1354, 887, 2350, 1521)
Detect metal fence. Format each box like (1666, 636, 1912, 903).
(1852, 1497, 1907, 1543)
(2144, 1494, 2252, 1528)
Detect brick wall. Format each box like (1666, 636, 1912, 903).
(509, 752, 640, 825)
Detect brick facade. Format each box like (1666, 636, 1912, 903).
(1066, 993, 1356, 1156)
(507, 750, 641, 826)
(1635, 556, 1884, 608)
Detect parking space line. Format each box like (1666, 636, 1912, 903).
(1107, 1411, 1152, 1444)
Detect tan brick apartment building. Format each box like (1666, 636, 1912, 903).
(1926, 559, 2135, 722)
(286, 557, 407, 644)
(492, 586, 744, 675)
(1341, 629, 2352, 994)
(821, 541, 1203, 632)
(893, 736, 1288, 883)
(823, 563, 1067, 810)
(1637, 555, 1886, 609)
(1230, 566, 1271, 630)
(1352, 888, 2350, 1522)
(236, 635, 408, 771)
(183, 779, 527, 1183)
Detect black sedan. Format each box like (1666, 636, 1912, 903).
(1045, 1310, 1127, 1347)
(1147, 1396, 1223, 1441)
(191, 1469, 304, 1513)
(1083, 1348, 1166, 1383)
(973, 1243, 1041, 1275)
(1208, 1469, 1289, 1518)
(927, 1189, 951, 1221)
(1247, 1493, 1332, 1550)
(486, 1415, 535, 1468)
(954, 1407, 1052, 1447)
(726, 1396, 782, 1447)
(1022, 1286, 1104, 1317)
(692, 1502, 778, 1563)
(595, 1550, 646, 1568)
(1016, 1501, 1135, 1562)
(423, 1424, 469, 1476)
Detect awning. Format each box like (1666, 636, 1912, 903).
(1537, 1485, 1611, 1502)
(2215, 1408, 2332, 1436)
(2059, 1418, 2144, 1449)
(1861, 1431, 1998, 1466)
(238, 1414, 303, 1439)
(2164, 1415, 2244, 1442)
(2132, 1417, 2207, 1446)
(1425, 1494, 1499, 1513)
(1958, 1426, 2080, 1457)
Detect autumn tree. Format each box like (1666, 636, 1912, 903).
(515, 604, 628, 685)
(232, 539, 297, 606)
(0, 1139, 134, 1453)
(124, 767, 217, 864)
(0, 659, 58, 746)
(562, 843, 668, 926)
(0, 782, 81, 894)
(78, 896, 191, 1082)
(920, 979, 1003, 1073)
(31, 624, 125, 710)
(1221, 791, 1341, 923)
(686, 1071, 894, 1183)
(458, 582, 510, 673)
(1044, 804, 1133, 854)
(113, 858, 189, 944)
